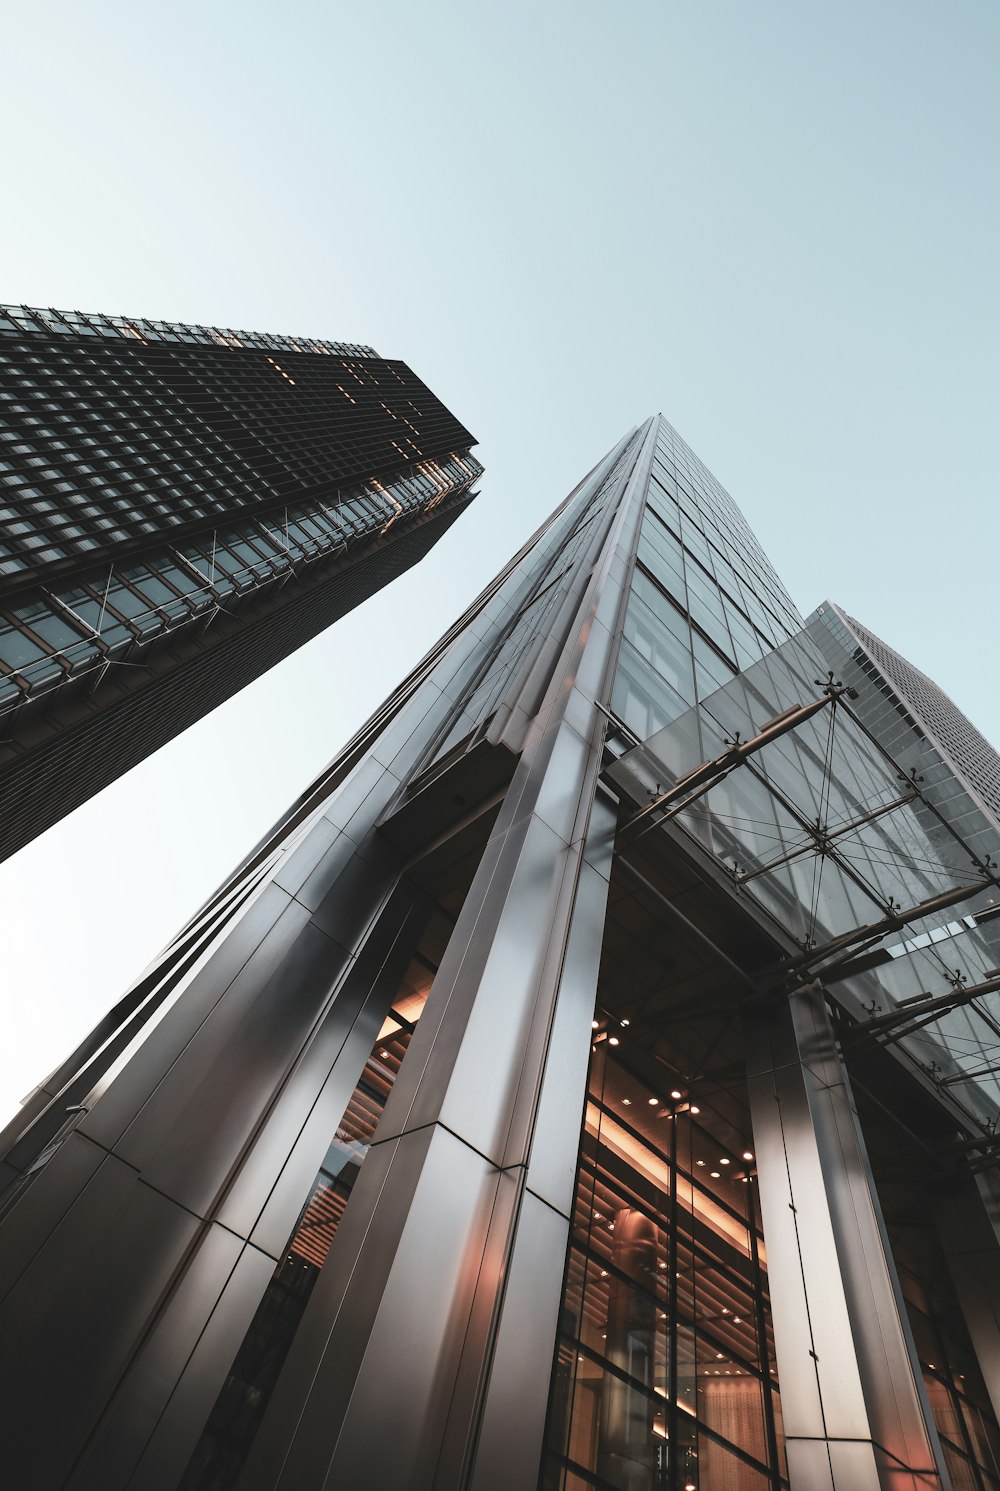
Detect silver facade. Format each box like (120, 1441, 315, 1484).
(3, 417, 1000, 1491)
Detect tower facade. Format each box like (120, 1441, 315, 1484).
(4, 417, 1000, 1491)
(820, 600, 1000, 824)
(0, 304, 481, 861)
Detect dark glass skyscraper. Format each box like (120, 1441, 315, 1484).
(0, 304, 481, 861)
(3, 415, 1000, 1491)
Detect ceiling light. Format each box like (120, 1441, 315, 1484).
(592, 1019, 600, 1029)
(608, 1036, 620, 1046)
(742, 1151, 754, 1161)
(620, 1018, 630, 1027)
(670, 1089, 683, 1100)
(690, 1105, 700, 1114)
(648, 1097, 658, 1105)
(622, 1097, 631, 1105)
(710, 1171, 721, 1178)
(720, 1158, 730, 1165)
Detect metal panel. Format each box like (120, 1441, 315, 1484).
(464, 1191, 572, 1491)
(109, 915, 352, 1217)
(936, 1174, 1000, 1430)
(78, 883, 303, 1150)
(522, 797, 617, 1216)
(120, 1240, 279, 1491)
(0, 1158, 202, 1491)
(64, 1223, 247, 1490)
(0, 1130, 104, 1304)
(747, 987, 950, 1488)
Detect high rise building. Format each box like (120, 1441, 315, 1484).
(4, 415, 1000, 1491)
(820, 601, 1000, 824)
(0, 303, 481, 862)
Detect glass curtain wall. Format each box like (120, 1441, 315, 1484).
(542, 1015, 785, 1491)
(611, 422, 801, 744)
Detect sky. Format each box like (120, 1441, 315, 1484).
(0, 0, 997, 1122)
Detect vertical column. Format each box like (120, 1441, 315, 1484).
(238, 426, 656, 1491)
(936, 1170, 1000, 1429)
(746, 983, 950, 1491)
(237, 714, 617, 1491)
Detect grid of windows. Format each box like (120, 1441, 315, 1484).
(423, 431, 639, 766)
(0, 305, 475, 576)
(612, 421, 802, 743)
(835, 609, 1000, 823)
(543, 1010, 786, 1490)
(0, 302, 480, 863)
(0, 452, 481, 714)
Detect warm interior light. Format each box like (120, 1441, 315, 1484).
(720, 1157, 730, 1165)
(648, 1097, 658, 1105)
(608, 1036, 620, 1046)
(689, 1104, 700, 1114)
(585, 1104, 758, 1259)
(621, 1097, 631, 1105)
(670, 1089, 683, 1099)
(743, 1150, 754, 1161)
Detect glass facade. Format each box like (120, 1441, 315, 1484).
(818, 602, 1000, 827)
(543, 1026, 785, 1490)
(611, 423, 800, 743)
(0, 303, 481, 862)
(0, 451, 481, 713)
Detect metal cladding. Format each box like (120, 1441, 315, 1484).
(4, 416, 1000, 1490)
(0, 304, 481, 860)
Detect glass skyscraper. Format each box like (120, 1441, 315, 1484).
(3, 415, 1000, 1491)
(0, 304, 481, 861)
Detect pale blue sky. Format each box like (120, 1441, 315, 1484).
(1, 0, 997, 1119)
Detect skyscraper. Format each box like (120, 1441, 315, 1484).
(0, 303, 481, 862)
(3, 415, 1000, 1491)
(821, 600, 1000, 824)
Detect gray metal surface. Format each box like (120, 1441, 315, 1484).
(747, 986, 950, 1489)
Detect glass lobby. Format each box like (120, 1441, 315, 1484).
(540, 981, 786, 1491)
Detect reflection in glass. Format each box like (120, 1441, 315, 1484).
(543, 1023, 784, 1490)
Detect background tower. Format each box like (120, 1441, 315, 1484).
(3, 417, 1000, 1491)
(0, 304, 480, 861)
